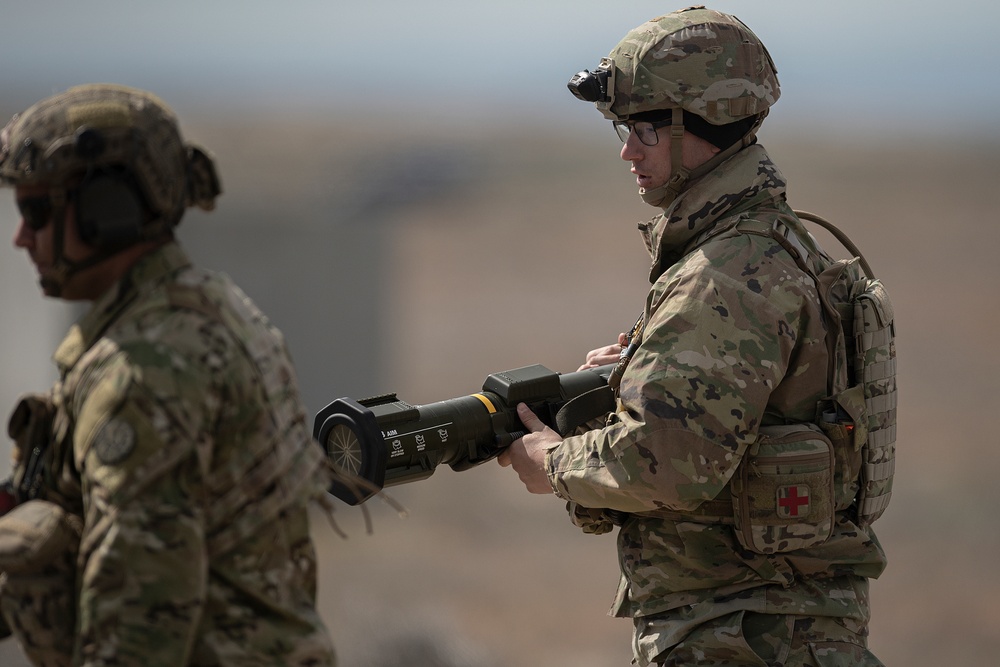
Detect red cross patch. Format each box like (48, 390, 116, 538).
(776, 485, 811, 518)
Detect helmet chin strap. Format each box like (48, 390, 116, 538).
(640, 109, 686, 208)
(40, 187, 73, 297)
(639, 109, 768, 209)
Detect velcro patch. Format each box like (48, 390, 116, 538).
(94, 419, 137, 465)
(776, 484, 811, 518)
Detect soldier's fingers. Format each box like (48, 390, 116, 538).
(516, 403, 546, 433)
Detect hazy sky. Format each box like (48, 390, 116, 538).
(2, 1, 997, 135)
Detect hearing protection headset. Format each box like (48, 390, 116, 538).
(72, 127, 147, 249)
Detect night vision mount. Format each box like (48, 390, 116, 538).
(567, 57, 614, 103)
(314, 363, 615, 505)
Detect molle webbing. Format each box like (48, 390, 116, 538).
(850, 279, 896, 524)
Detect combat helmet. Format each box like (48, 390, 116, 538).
(0, 84, 221, 293)
(568, 6, 780, 207)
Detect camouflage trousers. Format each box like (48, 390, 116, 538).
(637, 611, 884, 667)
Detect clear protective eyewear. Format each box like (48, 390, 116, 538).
(612, 119, 673, 147)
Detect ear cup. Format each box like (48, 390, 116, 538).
(75, 173, 144, 247)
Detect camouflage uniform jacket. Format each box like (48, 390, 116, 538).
(50, 242, 335, 666)
(546, 145, 886, 624)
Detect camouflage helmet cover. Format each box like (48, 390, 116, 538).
(601, 6, 780, 125)
(0, 83, 219, 225)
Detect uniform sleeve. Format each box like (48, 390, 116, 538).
(72, 347, 211, 666)
(547, 238, 805, 513)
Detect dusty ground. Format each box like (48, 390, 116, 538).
(1, 115, 997, 665)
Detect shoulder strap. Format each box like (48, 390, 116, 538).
(734, 217, 852, 397)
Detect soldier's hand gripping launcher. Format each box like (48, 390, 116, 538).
(313, 363, 616, 504)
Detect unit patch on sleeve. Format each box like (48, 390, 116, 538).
(94, 418, 138, 465)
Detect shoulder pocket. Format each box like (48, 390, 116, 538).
(731, 423, 835, 554)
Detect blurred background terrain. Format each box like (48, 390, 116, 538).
(1, 2, 998, 665)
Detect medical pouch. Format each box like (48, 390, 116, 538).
(731, 423, 835, 555)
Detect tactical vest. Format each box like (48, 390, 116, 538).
(610, 211, 896, 554)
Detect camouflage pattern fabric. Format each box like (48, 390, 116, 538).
(544, 145, 886, 664)
(10, 241, 335, 666)
(600, 7, 779, 124)
(642, 609, 884, 666)
(0, 500, 80, 666)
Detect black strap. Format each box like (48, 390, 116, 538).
(555, 385, 617, 437)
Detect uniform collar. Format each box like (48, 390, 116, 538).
(53, 241, 192, 373)
(641, 144, 788, 281)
